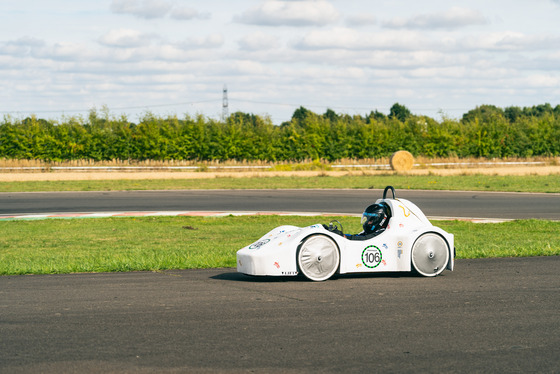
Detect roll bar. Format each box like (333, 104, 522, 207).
(383, 186, 396, 199)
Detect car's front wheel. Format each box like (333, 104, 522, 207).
(411, 233, 450, 277)
(297, 235, 340, 281)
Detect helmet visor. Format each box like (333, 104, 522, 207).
(361, 212, 381, 225)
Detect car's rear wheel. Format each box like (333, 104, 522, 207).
(297, 235, 340, 281)
(411, 233, 449, 277)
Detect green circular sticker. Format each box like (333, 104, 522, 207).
(362, 245, 382, 268)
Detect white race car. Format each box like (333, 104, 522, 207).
(237, 186, 455, 281)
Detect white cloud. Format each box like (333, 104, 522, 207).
(345, 14, 376, 27)
(459, 31, 560, 51)
(178, 34, 224, 49)
(170, 6, 210, 20)
(99, 29, 156, 48)
(47, 42, 93, 61)
(111, 0, 172, 19)
(111, 0, 208, 21)
(383, 7, 488, 30)
(234, 0, 340, 26)
(231, 60, 268, 75)
(0, 36, 46, 57)
(524, 74, 559, 88)
(6, 36, 46, 49)
(238, 32, 281, 51)
(293, 28, 433, 51)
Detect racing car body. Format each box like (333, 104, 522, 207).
(237, 186, 454, 281)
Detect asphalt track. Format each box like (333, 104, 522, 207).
(1, 257, 559, 373)
(1, 189, 560, 220)
(1, 189, 559, 372)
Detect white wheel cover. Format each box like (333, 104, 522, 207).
(411, 233, 450, 277)
(298, 235, 340, 281)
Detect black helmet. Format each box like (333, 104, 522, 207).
(361, 203, 388, 234)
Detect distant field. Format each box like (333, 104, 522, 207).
(0, 216, 558, 275)
(1, 173, 560, 193)
(2, 156, 559, 192)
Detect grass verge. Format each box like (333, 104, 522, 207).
(1, 174, 560, 193)
(1, 216, 558, 275)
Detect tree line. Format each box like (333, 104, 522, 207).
(1, 103, 559, 161)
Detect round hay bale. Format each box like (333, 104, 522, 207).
(390, 150, 414, 171)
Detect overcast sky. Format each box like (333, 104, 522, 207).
(1, 0, 560, 123)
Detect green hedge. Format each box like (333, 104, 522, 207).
(1, 103, 559, 161)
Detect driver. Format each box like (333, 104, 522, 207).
(345, 203, 390, 241)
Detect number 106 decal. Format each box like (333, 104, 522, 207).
(362, 245, 382, 268)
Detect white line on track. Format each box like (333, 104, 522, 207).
(0, 211, 512, 223)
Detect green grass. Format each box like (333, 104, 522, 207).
(1, 173, 559, 193)
(0, 216, 558, 275)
